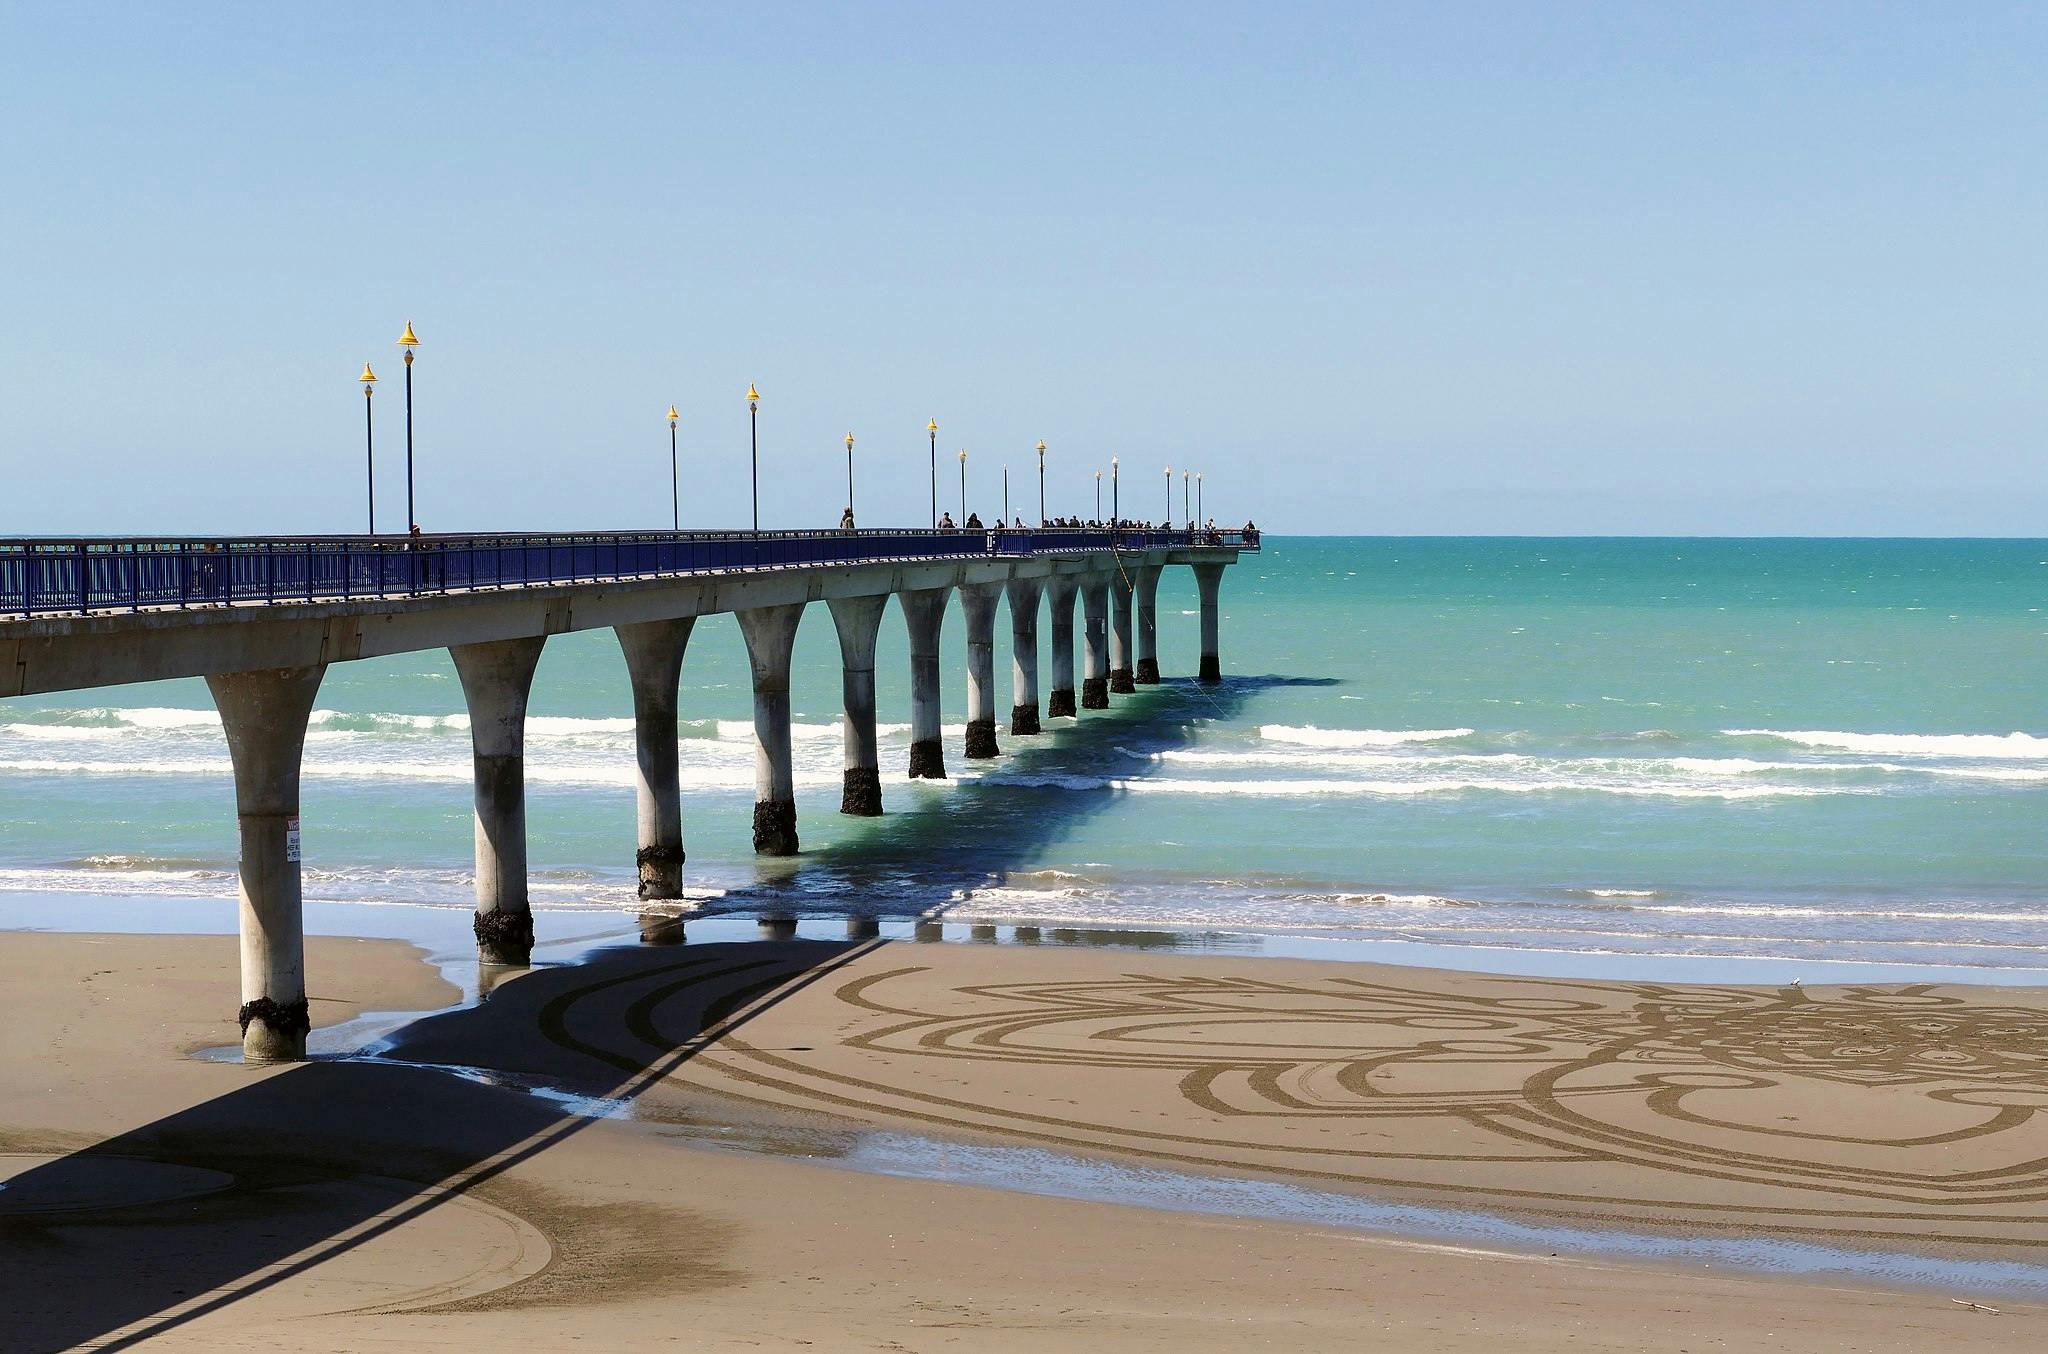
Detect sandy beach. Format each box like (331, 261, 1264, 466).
(2, 928, 2044, 1351)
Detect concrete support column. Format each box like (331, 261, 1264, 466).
(736, 603, 805, 855)
(616, 618, 695, 900)
(959, 580, 1003, 758)
(1080, 574, 1110, 708)
(827, 594, 888, 815)
(901, 587, 951, 778)
(1005, 575, 1043, 735)
(1045, 575, 1078, 718)
(1193, 562, 1225, 684)
(452, 636, 547, 964)
(1133, 564, 1163, 685)
(208, 665, 326, 1062)
(1109, 568, 1136, 693)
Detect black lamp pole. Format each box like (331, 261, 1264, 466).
(845, 432, 855, 517)
(398, 322, 419, 529)
(958, 450, 967, 523)
(361, 365, 377, 534)
(668, 408, 680, 531)
(747, 385, 760, 535)
(927, 419, 938, 528)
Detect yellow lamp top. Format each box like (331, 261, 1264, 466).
(958, 448, 967, 461)
(746, 383, 760, 403)
(1111, 455, 1119, 468)
(667, 405, 679, 424)
(845, 431, 855, 448)
(927, 418, 938, 433)
(1036, 439, 1046, 453)
(397, 321, 419, 346)
(359, 363, 377, 385)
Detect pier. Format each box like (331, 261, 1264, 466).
(0, 527, 1252, 1061)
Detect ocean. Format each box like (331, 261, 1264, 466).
(1, 537, 2043, 973)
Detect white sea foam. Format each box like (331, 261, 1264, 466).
(983, 773, 1832, 800)
(1259, 725, 1475, 748)
(1726, 729, 2048, 759)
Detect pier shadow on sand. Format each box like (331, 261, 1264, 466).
(0, 673, 1320, 1350)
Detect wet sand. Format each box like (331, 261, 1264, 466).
(3, 930, 2045, 1351)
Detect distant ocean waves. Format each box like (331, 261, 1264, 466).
(4, 708, 2040, 800)
(2, 706, 2045, 968)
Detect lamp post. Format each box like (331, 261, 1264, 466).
(1002, 464, 1010, 524)
(1036, 440, 1046, 525)
(1183, 469, 1190, 527)
(747, 383, 760, 534)
(927, 418, 938, 528)
(1197, 472, 1203, 526)
(845, 431, 855, 519)
(1111, 455, 1120, 526)
(397, 321, 419, 529)
(1094, 470, 1102, 522)
(360, 364, 377, 534)
(1164, 465, 1172, 528)
(667, 406, 680, 531)
(958, 448, 967, 523)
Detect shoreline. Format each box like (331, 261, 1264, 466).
(4, 917, 2048, 1343)
(8, 883, 2048, 992)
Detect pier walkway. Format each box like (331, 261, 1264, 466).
(0, 527, 1253, 1059)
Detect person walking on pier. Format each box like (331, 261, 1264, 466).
(938, 511, 957, 532)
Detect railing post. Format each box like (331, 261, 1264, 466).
(129, 545, 141, 612)
(265, 542, 276, 601)
(75, 542, 88, 612)
(177, 543, 188, 608)
(306, 541, 315, 600)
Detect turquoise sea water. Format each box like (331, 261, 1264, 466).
(1, 538, 2043, 971)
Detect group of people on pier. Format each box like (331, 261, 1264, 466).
(921, 514, 1255, 547)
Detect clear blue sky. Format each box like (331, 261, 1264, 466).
(1, 2, 2042, 535)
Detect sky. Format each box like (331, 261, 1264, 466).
(0, 2, 2042, 536)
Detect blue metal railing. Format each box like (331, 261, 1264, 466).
(0, 527, 1254, 617)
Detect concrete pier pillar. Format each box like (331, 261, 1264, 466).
(1193, 562, 1225, 683)
(1109, 568, 1136, 693)
(959, 580, 1003, 759)
(1133, 564, 1163, 685)
(1045, 575, 1078, 718)
(900, 587, 951, 778)
(736, 604, 805, 855)
(827, 594, 888, 815)
(1005, 576, 1043, 735)
(616, 618, 695, 900)
(452, 636, 547, 964)
(208, 665, 326, 1062)
(846, 915, 881, 940)
(1080, 574, 1110, 709)
(638, 912, 686, 945)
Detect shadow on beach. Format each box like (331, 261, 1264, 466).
(0, 673, 1316, 1351)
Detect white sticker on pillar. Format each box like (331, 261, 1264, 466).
(286, 817, 302, 863)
